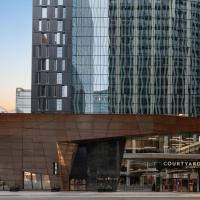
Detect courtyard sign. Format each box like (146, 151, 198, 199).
(160, 161, 200, 169)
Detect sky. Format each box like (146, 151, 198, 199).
(0, 0, 32, 112)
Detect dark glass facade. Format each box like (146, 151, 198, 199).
(72, 0, 200, 115)
(32, 0, 200, 115)
(32, 0, 72, 112)
(72, 0, 109, 113)
(93, 90, 108, 113)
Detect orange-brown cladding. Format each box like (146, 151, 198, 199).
(0, 113, 200, 190)
(1, 114, 200, 141)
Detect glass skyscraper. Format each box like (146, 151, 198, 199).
(72, 0, 200, 116)
(32, 0, 200, 116)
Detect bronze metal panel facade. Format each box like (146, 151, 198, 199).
(0, 113, 200, 190)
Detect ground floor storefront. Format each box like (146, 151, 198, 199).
(119, 160, 200, 192)
(119, 133, 200, 192)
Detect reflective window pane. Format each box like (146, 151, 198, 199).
(42, 175, 51, 190)
(57, 21, 63, 31)
(62, 86, 68, 97)
(57, 73, 62, 84)
(32, 173, 42, 190)
(56, 99, 62, 111)
(57, 47, 63, 58)
(42, 7, 47, 18)
(24, 172, 32, 190)
(58, 0, 63, 6)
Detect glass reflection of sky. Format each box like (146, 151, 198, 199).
(72, 0, 109, 113)
(89, 0, 109, 91)
(72, 0, 200, 115)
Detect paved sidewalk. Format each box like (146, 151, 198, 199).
(0, 192, 200, 199)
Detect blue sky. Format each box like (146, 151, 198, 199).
(0, 0, 32, 111)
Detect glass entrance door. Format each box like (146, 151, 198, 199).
(161, 169, 198, 192)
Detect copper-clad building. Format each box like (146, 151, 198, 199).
(0, 114, 200, 192)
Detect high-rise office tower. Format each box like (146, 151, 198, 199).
(32, 0, 72, 112)
(32, 0, 200, 116)
(16, 88, 31, 113)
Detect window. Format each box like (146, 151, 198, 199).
(24, 172, 50, 190)
(41, 86, 46, 97)
(62, 86, 68, 97)
(24, 172, 32, 189)
(54, 60, 57, 71)
(47, 20, 50, 31)
(55, 7, 58, 18)
(35, 46, 41, 58)
(62, 60, 65, 71)
(42, 7, 47, 18)
(47, 0, 50, 5)
(42, 33, 48, 44)
(58, 0, 63, 5)
(45, 99, 48, 110)
(46, 73, 49, 83)
(39, 0, 43, 5)
(57, 47, 63, 58)
(47, 86, 51, 96)
(39, 20, 42, 31)
(38, 99, 48, 111)
(62, 34, 66, 44)
(56, 99, 62, 111)
(57, 21, 63, 31)
(39, 59, 49, 70)
(53, 86, 57, 97)
(46, 46, 49, 57)
(38, 99, 41, 110)
(55, 33, 65, 45)
(57, 73, 62, 84)
(40, 59, 45, 70)
(55, 33, 61, 44)
(42, 175, 51, 190)
(46, 59, 49, 70)
(63, 8, 66, 18)
(35, 72, 41, 83)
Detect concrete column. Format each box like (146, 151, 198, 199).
(140, 176, 144, 187)
(126, 176, 130, 187)
(132, 139, 136, 153)
(164, 136, 169, 153)
(126, 160, 130, 186)
(160, 176, 162, 192)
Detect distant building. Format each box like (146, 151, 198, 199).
(16, 88, 31, 113)
(93, 90, 108, 113)
(0, 107, 7, 113)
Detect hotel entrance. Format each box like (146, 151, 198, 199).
(120, 134, 200, 192)
(161, 169, 198, 192)
(119, 159, 200, 192)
